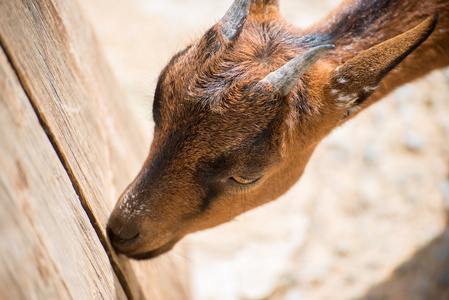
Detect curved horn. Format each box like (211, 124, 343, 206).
(220, 0, 251, 42)
(260, 44, 335, 95)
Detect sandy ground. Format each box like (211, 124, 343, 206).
(77, 0, 449, 299)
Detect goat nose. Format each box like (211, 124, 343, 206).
(107, 224, 139, 244)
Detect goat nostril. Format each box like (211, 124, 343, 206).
(107, 225, 139, 245)
(118, 227, 139, 241)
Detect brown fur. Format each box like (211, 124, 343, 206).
(108, 0, 449, 259)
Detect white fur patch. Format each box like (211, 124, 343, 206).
(363, 85, 379, 93)
(119, 191, 141, 217)
(330, 89, 339, 95)
(335, 92, 359, 109)
(336, 94, 354, 102)
(337, 77, 347, 84)
(346, 105, 361, 116)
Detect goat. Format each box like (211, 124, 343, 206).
(107, 0, 449, 259)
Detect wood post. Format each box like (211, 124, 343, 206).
(0, 0, 190, 299)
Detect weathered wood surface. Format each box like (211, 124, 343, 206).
(0, 0, 190, 299)
(0, 47, 126, 300)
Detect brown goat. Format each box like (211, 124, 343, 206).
(108, 0, 449, 259)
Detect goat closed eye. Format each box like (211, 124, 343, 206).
(230, 176, 260, 185)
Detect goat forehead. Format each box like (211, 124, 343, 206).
(164, 22, 301, 94)
(169, 109, 271, 146)
(155, 17, 315, 122)
(158, 74, 279, 130)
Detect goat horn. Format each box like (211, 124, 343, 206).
(260, 44, 335, 95)
(220, 0, 251, 42)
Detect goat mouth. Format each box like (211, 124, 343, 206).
(127, 238, 181, 260)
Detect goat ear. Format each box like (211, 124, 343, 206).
(220, 0, 251, 42)
(329, 14, 438, 112)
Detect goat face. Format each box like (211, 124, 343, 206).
(107, 0, 437, 259)
(106, 17, 333, 259)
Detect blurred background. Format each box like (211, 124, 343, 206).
(77, 0, 449, 299)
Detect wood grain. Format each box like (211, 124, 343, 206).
(0, 46, 126, 300)
(0, 0, 190, 299)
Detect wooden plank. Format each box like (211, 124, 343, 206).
(0, 0, 190, 299)
(0, 46, 126, 300)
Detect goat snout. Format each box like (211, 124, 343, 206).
(106, 214, 141, 252)
(107, 205, 181, 259)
